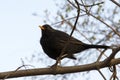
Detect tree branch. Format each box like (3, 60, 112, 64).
(111, 0, 120, 7)
(78, 1, 104, 7)
(105, 46, 120, 63)
(80, 9, 120, 37)
(0, 58, 120, 79)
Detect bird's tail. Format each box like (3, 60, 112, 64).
(86, 44, 111, 49)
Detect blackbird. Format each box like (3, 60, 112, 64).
(39, 24, 111, 60)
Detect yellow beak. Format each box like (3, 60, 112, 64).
(39, 25, 45, 30)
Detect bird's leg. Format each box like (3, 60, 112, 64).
(53, 56, 64, 66)
(50, 57, 63, 75)
(56, 54, 68, 65)
(51, 53, 67, 69)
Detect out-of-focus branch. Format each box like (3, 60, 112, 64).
(67, 0, 120, 37)
(52, 14, 86, 25)
(80, 9, 120, 37)
(79, 2, 104, 7)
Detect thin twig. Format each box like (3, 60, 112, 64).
(69, 0, 80, 37)
(79, 2, 104, 7)
(111, 0, 120, 7)
(96, 49, 107, 80)
(67, 0, 77, 8)
(97, 69, 106, 80)
(80, 9, 120, 37)
(97, 49, 107, 61)
(81, 0, 90, 15)
(110, 65, 118, 80)
(51, 14, 86, 25)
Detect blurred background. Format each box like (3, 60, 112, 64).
(0, 0, 120, 80)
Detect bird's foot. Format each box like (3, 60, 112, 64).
(51, 62, 61, 75)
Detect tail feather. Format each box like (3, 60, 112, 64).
(87, 44, 111, 49)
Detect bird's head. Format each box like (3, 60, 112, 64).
(39, 24, 53, 31)
(39, 24, 54, 35)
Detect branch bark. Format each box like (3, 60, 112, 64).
(1, 46, 120, 79)
(0, 58, 120, 79)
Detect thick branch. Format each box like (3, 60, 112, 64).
(0, 58, 120, 79)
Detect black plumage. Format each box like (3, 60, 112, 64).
(40, 24, 111, 60)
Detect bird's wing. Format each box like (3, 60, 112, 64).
(59, 37, 85, 45)
(70, 38, 85, 45)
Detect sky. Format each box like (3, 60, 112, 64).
(0, 0, 57, 80)
(0, 0, 119, 80)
